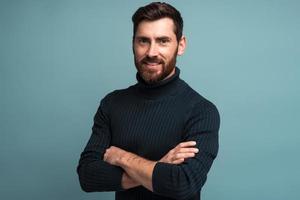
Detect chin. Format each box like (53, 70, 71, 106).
(143, 72, 166, 84)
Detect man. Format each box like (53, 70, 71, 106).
(77, 2, 220, 200)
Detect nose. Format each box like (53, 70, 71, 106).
(147, 42, 159, 57)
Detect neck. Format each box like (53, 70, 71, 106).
(135, 67, 182, 100)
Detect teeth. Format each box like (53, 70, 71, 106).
(146, 62, 159, 65)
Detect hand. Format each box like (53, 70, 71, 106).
(103, 146, 128, 166)
(103, 147, 141, 189)
(159, 141, 199, 164)
(104, 146, 155, 191)
(122, 172, 140, 189)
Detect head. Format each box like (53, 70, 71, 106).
(132, 2, 186, 84)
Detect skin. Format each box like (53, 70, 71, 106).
(104, 18, 195, 191)
(104, 141, 199, 190)
(133, 17, 186, 83)
(122, 140, 199, 189)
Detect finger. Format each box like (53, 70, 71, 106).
(177, 147, 199, 154)
(172, 158, 185, 164)
(177, 141, 197, 148)
(175, 152, 195, 159)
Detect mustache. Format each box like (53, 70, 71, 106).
(141, 56, 164, 64)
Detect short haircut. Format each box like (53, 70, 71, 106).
(132, 2, 183, 42)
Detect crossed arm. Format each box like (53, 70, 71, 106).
(77, 97, 220, 198)
(103, 141, 199, 191)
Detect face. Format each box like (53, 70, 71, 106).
(133, 17, 186, 84)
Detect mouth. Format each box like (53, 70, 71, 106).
(142, 61, 162, 68)
(144, 62, 160, 66)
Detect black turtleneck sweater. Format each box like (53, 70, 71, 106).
(77, 67, 220, 200)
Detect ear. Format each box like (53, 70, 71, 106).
(177, 36, 186, 56)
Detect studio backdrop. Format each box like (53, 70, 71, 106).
(1, 0, 299, 200)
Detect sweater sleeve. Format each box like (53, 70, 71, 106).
(152, 101, 220, 200)
(77, 94, 124, 192)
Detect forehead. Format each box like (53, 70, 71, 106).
(135, 17, 176, 38)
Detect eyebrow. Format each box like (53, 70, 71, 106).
(135, 36, 149, 40)
(135, 36, 172, 41)
(156, 36, 171, 41)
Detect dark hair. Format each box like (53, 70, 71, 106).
(132, 2, 183, 42)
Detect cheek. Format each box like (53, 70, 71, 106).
(161, 51, 174, 61)
(134, 48, 146, 60)
(161, 46, 178, 57)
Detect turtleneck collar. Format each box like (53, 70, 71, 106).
(135, 67, 182, 100)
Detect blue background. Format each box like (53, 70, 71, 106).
(1, 0, 299, 199)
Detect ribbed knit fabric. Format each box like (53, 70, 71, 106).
(77, 67, 220, 200)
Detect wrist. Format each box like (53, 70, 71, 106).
(118, 151, 133, 167)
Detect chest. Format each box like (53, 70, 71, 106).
(109, 99, 186, 160)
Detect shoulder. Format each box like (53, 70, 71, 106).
(101, 84, 136, 102)
(99, 84, 137, 110)
(180, 80, 220, 126)
(181, 80, 219, 113)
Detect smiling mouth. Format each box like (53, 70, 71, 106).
(142, 63, 161, 71)
(144, 62, 160, 66)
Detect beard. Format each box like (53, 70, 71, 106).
(134, 49, 178, 84)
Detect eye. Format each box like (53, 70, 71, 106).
(158, 38, 169, 45)
(138, 38, 149, 45)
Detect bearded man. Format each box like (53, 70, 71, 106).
(77, 2, 220, 200)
